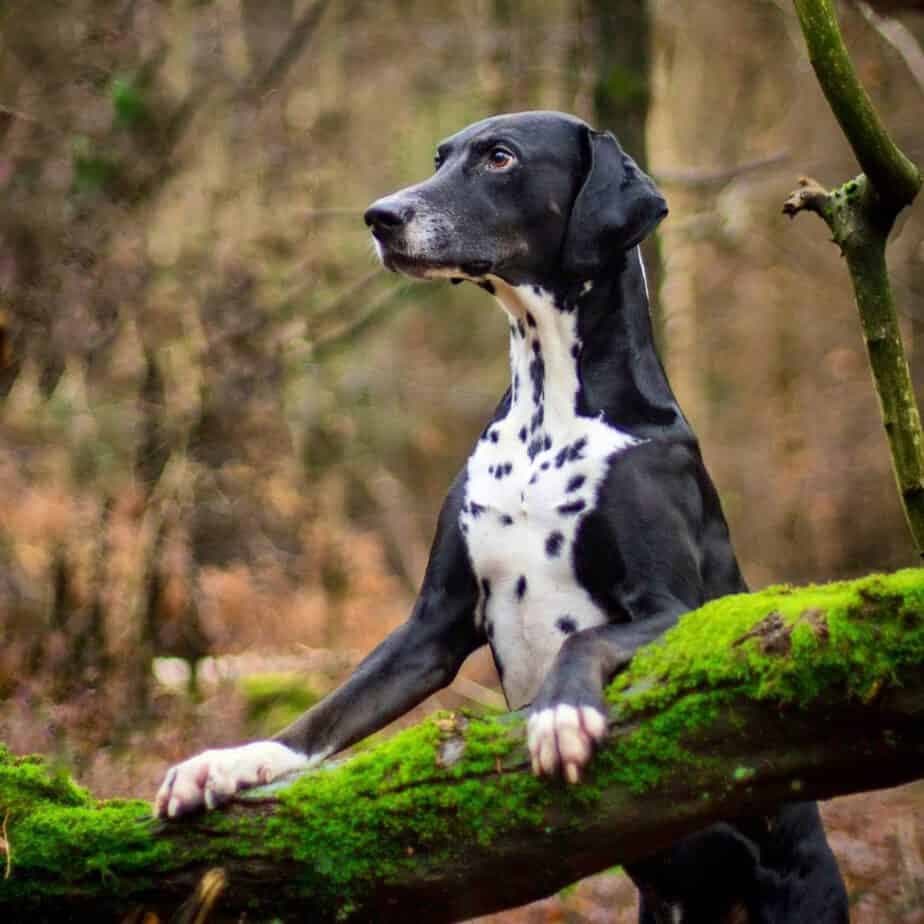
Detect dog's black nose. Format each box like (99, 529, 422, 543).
(364, 200, 415, 231)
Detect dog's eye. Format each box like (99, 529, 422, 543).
(434, 155, 443, 172)
(486, 147, 516, 171)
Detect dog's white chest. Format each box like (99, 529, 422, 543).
(458, 283, 638, 709)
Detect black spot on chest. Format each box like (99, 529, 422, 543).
(493, 462, 513, 480)
(546, 531, 565, 557)
(555, 437, 588, 468)
(515, 575, 527, 599)
(529, 352, 545, 409)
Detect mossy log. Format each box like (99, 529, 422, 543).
(2, 570, 924, 922)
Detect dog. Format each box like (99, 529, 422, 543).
(155, 111, 848, 923)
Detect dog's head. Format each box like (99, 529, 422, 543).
(365, 111, 667, 288)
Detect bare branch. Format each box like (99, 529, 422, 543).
(657, 151, 791, 188)
(243, 0, 333, 101)
(857, 1, 924, 95)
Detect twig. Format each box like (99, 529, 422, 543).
(781, 176, 831, 218)
(1, 810, 11, 879)
(300, 269, 382, 328)
(856, 1, 924, 96)
(243, 0, 333, 101)
(307, 283, 414, 362)
(450, 676, 507, 711)
(656, 151, 791, 188)
(172, 868, 227, 924)
(136, 0, 330, 202)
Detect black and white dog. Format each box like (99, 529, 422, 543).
(156, 112, 847, 923)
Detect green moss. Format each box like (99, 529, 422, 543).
(8, 801, 168, 880)
(0, 749, 248, 903)
(0, 746, 90, 813)
(598, 569, 924, 792)
(610, 569, 924, 706)
(261, 709, 554, 911)
(0, 747, 174, 896)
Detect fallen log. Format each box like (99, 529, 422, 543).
(1, 569, 922, 922)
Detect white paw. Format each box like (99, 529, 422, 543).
(527, 704, 607, 783)
(153, 741, 312, 818)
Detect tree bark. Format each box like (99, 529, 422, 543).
(1, 569, 923, 922)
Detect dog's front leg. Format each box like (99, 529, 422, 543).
(154, 606, 479, 818)
(154, 494, 482, 819)
(527, 609, 683, 783)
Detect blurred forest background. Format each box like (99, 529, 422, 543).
(1, 0, 923, 920)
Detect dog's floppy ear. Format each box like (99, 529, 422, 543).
(563, 128, 667, 277)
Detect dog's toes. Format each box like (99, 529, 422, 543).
(527, 708, 554, 775)
(579, 704, 607, 742)
(564, 761, 581, 784)
(528, 703, 606, 781)
(203, 762, 237, 811)
(554, 705, 590, 779)
(153, 742, 311, 819)
(156, 756, 211, 818)
(153, 767, 176, 818)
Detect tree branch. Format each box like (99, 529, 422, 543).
(793, 0, 920, 211)
(656, 150, 791, 188)
(856, 1, 924, 97)
(1, 569, 923, 922)
(785, 0, 924, 556)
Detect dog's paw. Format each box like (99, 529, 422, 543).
(153, 741, 311, 819)
(527, 703, 607, 784)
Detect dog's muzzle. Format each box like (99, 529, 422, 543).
(364, 194, 492, 279)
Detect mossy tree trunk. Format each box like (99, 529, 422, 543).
(1, 570, 923, 922)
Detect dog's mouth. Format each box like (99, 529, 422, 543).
(376, 245, 493, 282)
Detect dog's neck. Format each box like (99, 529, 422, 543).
(489, 248, 690, 441)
